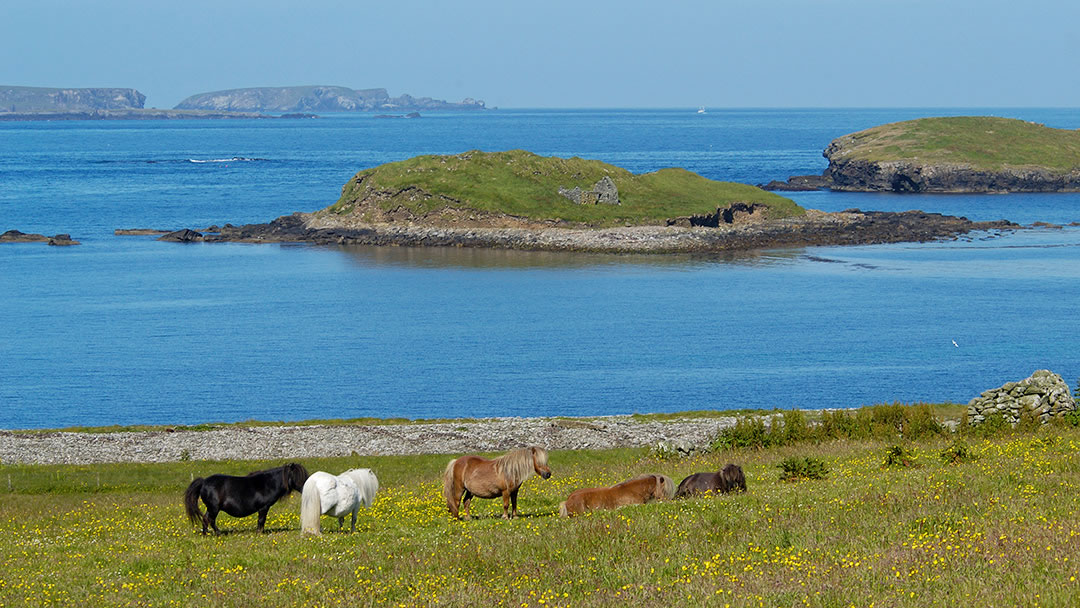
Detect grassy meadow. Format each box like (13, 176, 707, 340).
(328, 150, 804, 226)
(1, 414, 1079, 607)
(831, 116, 1080, 171)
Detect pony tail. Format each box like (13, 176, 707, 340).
(558, 501, 569, 517)
(364, 471, 379, 508)
(184, 478, 204, 526)
(442, 459, 458, 506)
(300, 476, 322, 535)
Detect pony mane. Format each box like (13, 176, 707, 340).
(284, 463, 309, 490)
(494, 446, 546, 487)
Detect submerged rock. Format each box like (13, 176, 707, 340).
(158, 229, 204, 243)
(1, 229, 80, 245)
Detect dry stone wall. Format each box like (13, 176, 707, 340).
(967, 370, 1075, 425)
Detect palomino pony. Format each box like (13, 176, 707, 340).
(559, 474, 675, 516)
(299, 468, 379, 535)
(184, 463, 309, 535)
(675, 463, 746, 498)
(443, 446, 552, 519)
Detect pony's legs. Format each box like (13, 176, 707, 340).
(462, 490, 474, 520)
(350, 511, 358, 533)
(501, 490, 511, 519)
(338, 516, 345, 530)
(510, 488, 520, 519)
(447, 479, 464, 519)
(205, 504, 221, 535)
(256, 507, 269, 533)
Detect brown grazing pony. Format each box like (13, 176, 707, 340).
(559, 474, 675, 516)
(675, 463, 746, 498)
(443, 446, 552, 519)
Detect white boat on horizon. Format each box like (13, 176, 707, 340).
(697, 106, 706, 114)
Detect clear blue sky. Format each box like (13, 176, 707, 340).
(3, 0, 1076, 109)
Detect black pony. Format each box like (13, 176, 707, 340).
(675, 463, 747, 498)
(184, 463, 309, 534)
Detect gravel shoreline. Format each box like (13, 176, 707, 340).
(158, 209, 1017, 254)
(0, 415, 738, 465)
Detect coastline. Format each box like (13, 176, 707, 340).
(161, 208, 1017, 253)
(0, 414, 738, 465)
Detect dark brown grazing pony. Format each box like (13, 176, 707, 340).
(443, 446, 552, 519)
(675, 463, 746, 498)
(184, 463, 309, 534)
(559, 474, 675, 516)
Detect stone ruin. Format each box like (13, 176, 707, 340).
(967, 369, 1075, 425)
(558, 175, 620, 205)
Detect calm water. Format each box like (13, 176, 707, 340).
(2, 109, 1079, 428)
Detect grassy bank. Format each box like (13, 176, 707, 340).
(1, 414, 1078, 607)
(829, 116, 1080, 171)
(328, 150, 804, 226)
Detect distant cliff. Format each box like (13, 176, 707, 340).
(174, 85, 485, 113)
(0, 86, 145, 112)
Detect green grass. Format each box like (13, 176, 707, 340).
(2, 423, 1079, 606)
(327, 150, 804, 227)
(831, 116, 1080, 171)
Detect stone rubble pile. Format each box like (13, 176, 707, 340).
(967, 369, 1075, 425)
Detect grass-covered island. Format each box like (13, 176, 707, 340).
(325, 150, 803, 227)
(768, 116, 1080, 193)
(154, 150, 1013, 252)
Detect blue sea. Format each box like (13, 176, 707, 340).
(2, 108, 1079, 429)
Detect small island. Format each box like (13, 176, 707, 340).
(765, 116, 1080, 193)
(155, 150, 1013, 253)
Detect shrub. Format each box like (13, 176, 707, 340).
(820, 409, 862, 440)
(1061, 410, 1080, 428)
(1016, 408, 1042, 433)
(713, 416, 771, 450)
(882, 444, 918, 468)
(781, 409, 809, 444)
(901, 403, 944, 440)
(939, 440, 975, 465)
(868, 403, 908, 438)
(777, 456, 829, 482)
(967, 412, 1009, 438)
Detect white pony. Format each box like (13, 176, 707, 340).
(300, 468, 379, 535)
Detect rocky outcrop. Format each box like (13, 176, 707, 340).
(558, 176, 620, 205)
(824, 155, 1080, 193)
(0, 86, 145, 112)
(759, 175, 834, 191)
(158, 229, 204, 243)
(667, 202, 768, 227)
(967, 370, 1076, 426)
(47, 234, 79, 246)
(175, 86, 486, 113)
(1, 230, 79, 245)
